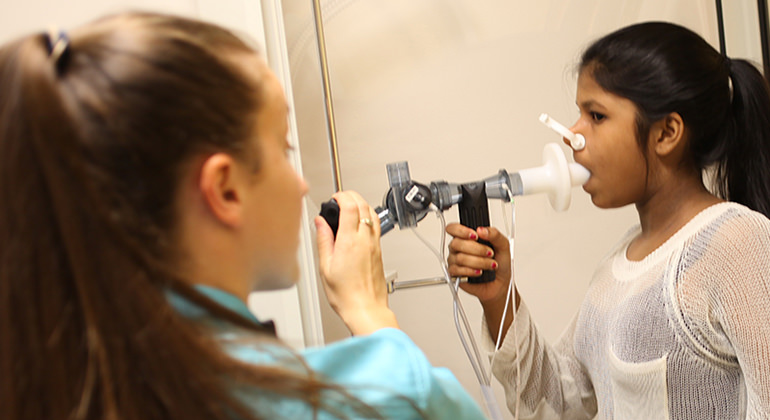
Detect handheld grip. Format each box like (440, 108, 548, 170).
(318, 199, 395, 238)
(458, 182, 496, 284)
(319, 199, 341, 238)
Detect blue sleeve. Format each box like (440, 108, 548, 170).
(302, 328, 488, 419)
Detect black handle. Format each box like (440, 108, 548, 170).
(458, 182, 496, 284)
(319, 199, 341, 238)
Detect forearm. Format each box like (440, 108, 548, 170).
(481, 288, 520, 347)
(485, 301, 596, 419)
(338, 305, 400, 336)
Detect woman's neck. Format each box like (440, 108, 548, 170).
(628, 175, 722, 261)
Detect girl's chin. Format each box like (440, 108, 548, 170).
(584, 189, 609, 209)
(587, 193, 628, 210)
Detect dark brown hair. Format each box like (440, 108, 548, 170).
(0, 12, 380, 420)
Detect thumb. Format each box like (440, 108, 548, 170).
(477, 226, 510, 252)
(314, 215, 335, 273)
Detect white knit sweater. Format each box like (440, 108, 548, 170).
(486, 202, 770, 419)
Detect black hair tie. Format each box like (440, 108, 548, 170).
(46, 27, 70, 73)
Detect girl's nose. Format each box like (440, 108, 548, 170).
(566, 122, 585, 151)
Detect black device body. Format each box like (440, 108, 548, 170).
(319, 180, 496, 284)
(458, 182, 496, 283)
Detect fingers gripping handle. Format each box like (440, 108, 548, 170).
(319, 199, 393, 239)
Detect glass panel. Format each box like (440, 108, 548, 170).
(722, 0, 763, 66)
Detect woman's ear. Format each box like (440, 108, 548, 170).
(198, 153, 244, 228)
(651, 112, 686, 157)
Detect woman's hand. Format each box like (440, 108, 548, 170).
(315, 191, 398, 335)
(447, 223, 517, 342)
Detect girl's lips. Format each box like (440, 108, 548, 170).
(576, 163, 592, 189)
(581, 174, 596, 194)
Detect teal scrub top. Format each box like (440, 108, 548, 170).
(170, 285, 488, 419)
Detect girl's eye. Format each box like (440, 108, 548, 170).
(590, 112, 606, 122)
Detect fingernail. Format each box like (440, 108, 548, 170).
(486, 250, 493, 257)
(491, 262, 498, 269)
(475, 269, 482, 275)
(469, 232, 478, 240)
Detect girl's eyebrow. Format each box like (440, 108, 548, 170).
(577, 99, 608, 111)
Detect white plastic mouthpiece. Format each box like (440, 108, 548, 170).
(539, 113, 585, 151)
(568, 162, 591, 186)
(517, 143, 590, 211)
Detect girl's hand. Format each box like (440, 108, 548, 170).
(446, 223, 512, 305)
(446, 223, 511, 304)
(315, 191, 398, 335)
(447, 223, 517, 341)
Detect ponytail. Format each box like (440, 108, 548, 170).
(713, 59, 770, 217)
(0, 32, 96, 420)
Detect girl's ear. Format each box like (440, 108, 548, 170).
(198, 153, 244, 228)
(651, 112, 686, 157)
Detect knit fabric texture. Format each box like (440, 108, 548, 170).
(486, 202, 770, 419)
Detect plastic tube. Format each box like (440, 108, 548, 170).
(411, 214, 489, 385)
(410, 207, 505, 420)
(539, 113, 585, 151)
(481, 384, 505, 420)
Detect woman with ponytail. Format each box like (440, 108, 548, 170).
(0, 12, 486, 420)
(448, 22, 770, 419)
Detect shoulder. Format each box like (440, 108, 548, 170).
(675, 202, 770, 307)
(705, 201, 769, 230)
(688, 202, 770, 263)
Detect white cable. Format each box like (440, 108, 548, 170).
(408, 190, 520, 419)
(489, 196, 512, 375)
(409, 205, 504, 420)
(410, 211, 488, 385)
(491, 188, 515, 364)
(490, 186, 521, 420)
(489, 268, 513, 376)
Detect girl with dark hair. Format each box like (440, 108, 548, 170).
(447, 22, 770, 419)
(0, 12, 486, 420)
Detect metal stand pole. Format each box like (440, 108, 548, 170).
(311, 0, 344, 191)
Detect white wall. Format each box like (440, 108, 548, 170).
(281, 0, 765, 417)
(0, 0, 264, 44)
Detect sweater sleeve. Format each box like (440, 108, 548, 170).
(224, 327, 487, 419)
(673, 209, 770, 419)
(302, 328, 488, 419)
(701, 214, 770, 418)
(482, 300, 596, 419)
